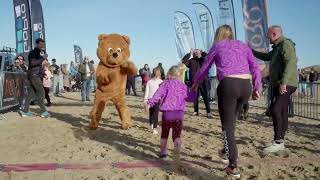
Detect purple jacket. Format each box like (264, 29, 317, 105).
(194, 40, 262, 91)
(147, 79, 193, 112)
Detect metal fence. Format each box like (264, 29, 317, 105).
(250, 82, 320, 120)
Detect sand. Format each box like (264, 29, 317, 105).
(0, 91, 319, 180)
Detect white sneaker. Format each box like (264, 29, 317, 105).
(152, 129, 158, 135)
(192, 112, 199, 116)
(263, 142, 285, 153)
(150, 124, 154, 130)
(265, 139, 283, 147)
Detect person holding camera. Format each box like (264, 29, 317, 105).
(182, 49, 212, 118)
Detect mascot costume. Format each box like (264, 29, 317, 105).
(89, 34, 137, 130)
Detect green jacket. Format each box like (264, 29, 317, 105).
(253, 37, 298, 87)
(78, 63, 95, 81)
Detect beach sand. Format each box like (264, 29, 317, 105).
(0, 91, 319, 180)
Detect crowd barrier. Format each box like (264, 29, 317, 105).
(250, 82, 320, 120)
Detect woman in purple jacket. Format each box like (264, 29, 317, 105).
(147, 65, 194, 163)
(191, 25, 262, 178)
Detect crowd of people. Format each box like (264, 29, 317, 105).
(141, 24, 300, 178)
(298, 68, 319, 97)
(10, 24, 308, 178)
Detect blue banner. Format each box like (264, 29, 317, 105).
(13, 0, 32, 62)
(30, 0, 46, 50)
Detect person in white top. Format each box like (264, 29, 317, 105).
(144, 68, 163, 134)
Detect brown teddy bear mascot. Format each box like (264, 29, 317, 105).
(89, 34, 137, 130)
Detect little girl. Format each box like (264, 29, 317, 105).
(43, 63, 53, 107)
(144, 68, 163, 134)
(147, 65, 194, 161)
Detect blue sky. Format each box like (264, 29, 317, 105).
(0, 0, 319, 70)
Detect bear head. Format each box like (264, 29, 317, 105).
(97, 33, 130, 68)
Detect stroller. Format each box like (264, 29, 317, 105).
(71, 74, 82, 92)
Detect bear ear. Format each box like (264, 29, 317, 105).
(122, 35, 130, 45)
(98, 34, 108, 40)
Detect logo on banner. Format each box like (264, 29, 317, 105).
(15, 3, 30, 54)
(33, 23, 44, 39)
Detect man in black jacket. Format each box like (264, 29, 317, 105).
(309, 68, 318, 98)
(157, 63, 165, 80)
(182, 49, 212, 118)
(19, 38, 49, 118)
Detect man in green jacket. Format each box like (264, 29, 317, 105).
(252, 25, 297, 154)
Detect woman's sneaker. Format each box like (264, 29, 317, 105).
(159, 154, 168, 159)
(218, 149, 229, 164)
(19, 111, 33, 117)
(40, 111, 50, 118)
(263, 142, 285, 154)
(225, 166, 240, 178)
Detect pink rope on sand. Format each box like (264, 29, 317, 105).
(0, 156, 319, 172)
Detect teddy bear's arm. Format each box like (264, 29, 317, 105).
(122, 61, 137, 76)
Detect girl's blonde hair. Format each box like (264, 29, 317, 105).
(152, 67, 161, 78)
(166, 65, 180, 80)
(214, 25, 234, 43)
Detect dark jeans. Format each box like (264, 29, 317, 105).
(270, 86, 297, 141)
(23, 78, 46, 113)
(44, 87, 51, 104)
(217, 78, 252, 168)
(126, 78, 137, 96)
(149, 103, 160, 128)
(81, 79, 91, 100)
(194, 82, 211, 114)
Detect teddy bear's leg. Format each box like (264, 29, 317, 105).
(89, 94, 107, 130)
(112, 95, 131, 130)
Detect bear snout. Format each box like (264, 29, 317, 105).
(112, 52, 118, 58)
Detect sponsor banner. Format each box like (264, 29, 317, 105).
(13, 0, 32, 62)
(31, 0, 46, 49)
(242, 0, 269, 53)
(174, 11, 196, 57)
(192, 2, 215, 51)
(73, 45, 83, 64)
(217, 0, 237, 39)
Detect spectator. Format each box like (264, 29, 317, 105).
(43, 62, 53, 107)
(182, 49, 212, 118)
(62, 64, 70, 92)
(139, 64, 151, 91)
(90, 60, 97, 92)
(298, 69, 307, 96)
(78, 56, 95, 101)
(252, 25, 298, 154)
(309, 68, 318, 98)
(50, 59, 61, 96)
(156, 62, 166, 80)
(69, 61, 78, 78)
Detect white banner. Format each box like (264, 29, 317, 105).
(192, 2, 215, 52)
(174, 11, 196, 57)
(217, 0, 237, 39)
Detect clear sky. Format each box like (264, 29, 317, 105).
(0, 0, 319, 70)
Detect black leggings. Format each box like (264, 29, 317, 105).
(270, 86, 296, 141)
(194, 81, 211, 114)
(149, 103, 160, 128)
(44, 87, 51, 104)
(217, 78, 252, 168)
